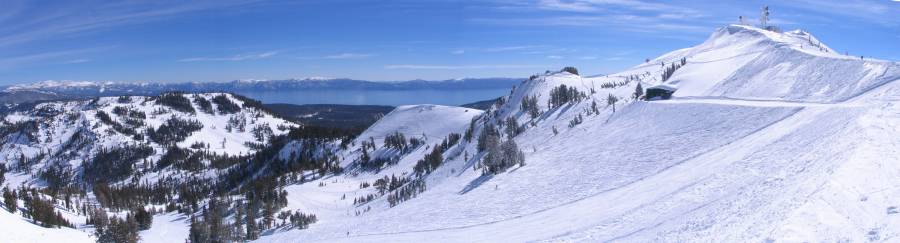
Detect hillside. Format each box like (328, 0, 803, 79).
(0, 92, 300, 242)
(1, 93, 293, 182)
(259, 25, 900, 242)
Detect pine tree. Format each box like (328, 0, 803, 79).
(245, 200, 259, 240)
(634, 83, 644, 99)
(608, 94, 619, 112)
(2, 187, 15, 213)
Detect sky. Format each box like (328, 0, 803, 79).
(0, 0, 898, 85)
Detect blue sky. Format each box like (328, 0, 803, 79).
(0, 0, 898, 85)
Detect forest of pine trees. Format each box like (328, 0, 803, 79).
(661, 57, 688, 82)
(84, 144, 154, 183)
(212, 94, 242, 114)
(155, 92, 196, 113)
(548, 84, 585, 108)
(520, 95, 541, 119)
(147, 115, 203, 146)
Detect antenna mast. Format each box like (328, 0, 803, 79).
(760, 6, 769, 28)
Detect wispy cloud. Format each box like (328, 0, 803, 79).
(451, 49, 466, 55)
(579, 56, 598, 60)
(776, 0, 900, 26)
(536, 0, 597, 12)
(535, 0, 702, 16)
(546, 55, 563, 59)
(0, 47, 109, 70)
(471, 15, 710, 33)
(0, 1, 262, 48)
(323, 53, 374, 59)
(63, 59, 91, 64)
(385, 64, 544, 70)
(484, 45, 544, 52)
(178, 51, 277, 62)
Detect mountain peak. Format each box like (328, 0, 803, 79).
(705, 24, 836, 54)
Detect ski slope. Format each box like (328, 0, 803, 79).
(0, 208, 93, 243)
(260, 24, 900, 242)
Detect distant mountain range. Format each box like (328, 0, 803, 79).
(0, 78, 522, 104)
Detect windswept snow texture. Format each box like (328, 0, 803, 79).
(655, 25, 900, 102)
(260, 25, 900, 242)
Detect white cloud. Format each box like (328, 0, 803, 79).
(385, 64, 543, 70)
(579, 56, 598, 60)
(178, 51, 278, 62)
(546, 55, 563, 59)
(451, 49, 466, 55)
(323, 53, 374, 59)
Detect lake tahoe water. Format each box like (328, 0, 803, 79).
(236, 89, 510, 106)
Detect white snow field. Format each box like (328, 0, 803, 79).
(258, 25, 900, 242)
(0, 208, 93, 243)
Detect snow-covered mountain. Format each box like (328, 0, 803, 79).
(2, 24, 900, 242)
(259, 24, 900, 242)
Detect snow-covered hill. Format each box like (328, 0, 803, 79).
(1, 92, 295, 186)
(258, 25, 900, 242)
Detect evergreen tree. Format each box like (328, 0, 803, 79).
(561, 66, 579, 75)
(134, 207, 153, 230)
(607, 94, 619, 112)
(634, 83, 644, 99)
(2, 187, 16, 213)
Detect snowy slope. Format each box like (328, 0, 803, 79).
(0, 93, 296, 187)
(258, 24, 900, 243)
(0, 92, 298, 242)
(340, 104, 482, 174)
(0, 209, 93, 243)
(646, 25, 900, 102)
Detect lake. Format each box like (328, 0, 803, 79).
(236, 88, 510, 106)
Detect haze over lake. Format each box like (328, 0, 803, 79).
(236, 88, 509, 106)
